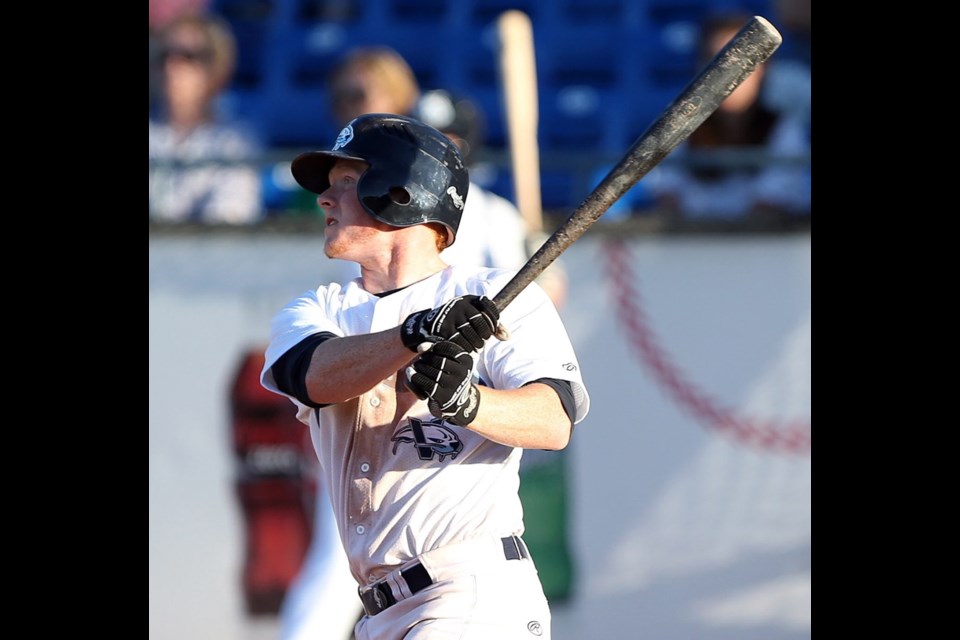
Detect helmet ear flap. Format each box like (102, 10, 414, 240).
(358, 187, 410, 217)
(388, 187, 411, 206)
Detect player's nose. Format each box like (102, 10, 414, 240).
(317, 188, 337, 210)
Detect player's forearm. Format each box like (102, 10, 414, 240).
(465, 383, 572, 450)
(304, 329, 415, 404)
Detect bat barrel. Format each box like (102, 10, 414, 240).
(492, 16, 782, 311)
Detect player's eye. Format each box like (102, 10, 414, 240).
(327, 173, 354, 190)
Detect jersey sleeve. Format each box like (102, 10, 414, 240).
(476, 276, 590, 425)
(260, 288, 344, 402)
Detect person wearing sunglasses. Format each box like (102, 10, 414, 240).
(149, 12, 263, 225)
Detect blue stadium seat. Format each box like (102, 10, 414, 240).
(259, 85, 334, 147)
(539, 87, 627, 156)
(383, 0, 451, 23)
(470, 0, 541, 27)
(555, 0, 629, 25)
(644, 1, 774, 37)
(383, 28, 450, 89)
(211, 0, 275, 91)
(644, 0, 715, 24)
(538, 168, 573, 212)
(292, 0, 365, 24)
(254, 21, 351, 145)
(462, 85, 508, 149)
(634, 20, 700, 90)
(533, 24, 631, 156)
(430, 25, 506, 146)
(212, 0, 275, 21)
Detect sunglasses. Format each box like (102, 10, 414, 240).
(163, 46, 214, 64)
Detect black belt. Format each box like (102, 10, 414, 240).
(358, 535, 530, 617)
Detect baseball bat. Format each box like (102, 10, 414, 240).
(491, 15, 783, 314)
(497, 9, 544, 239)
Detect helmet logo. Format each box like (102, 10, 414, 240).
(446, 186, 464, 210)
(333, 125, 354, 151)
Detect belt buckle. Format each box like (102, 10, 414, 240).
(359, 580, 396, 616)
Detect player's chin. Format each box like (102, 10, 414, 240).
(323, 236, 350, 260)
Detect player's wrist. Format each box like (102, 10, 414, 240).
(405, 341, 481, 425)
(430, 383, 481, 427)
(400, 309, 436, 353)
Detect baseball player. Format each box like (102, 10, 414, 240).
(260, 113, 589, 640)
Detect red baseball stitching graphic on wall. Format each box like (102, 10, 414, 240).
(604, 238, 811, 455)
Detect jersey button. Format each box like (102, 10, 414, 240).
(355, 524, 366, 535)
(369, 397, 381, 407)
(360, 463, 370, 473)
(368, 574, 377, 583)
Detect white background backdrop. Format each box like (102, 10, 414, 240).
(149, 230, 811, 640)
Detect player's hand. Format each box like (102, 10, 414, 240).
(400, 295, 500, 353)
(404, 340, 481, 426)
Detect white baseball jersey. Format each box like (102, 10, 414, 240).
(260, 264, 589, 586)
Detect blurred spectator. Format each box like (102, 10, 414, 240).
(149, 12, 263, 224)
(150, 1, 212, 119)
(648, 12, 811, 227)
(414, 89, 528, 272)
(264, 46, 422, 218)
(326, 46, 421, 129)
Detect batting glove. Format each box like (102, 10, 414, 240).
(405, 340, 481, 426)
(400, 295, 500, 353)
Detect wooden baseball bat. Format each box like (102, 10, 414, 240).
(491, 15, 783, 313)
(497, 10, 544, 240)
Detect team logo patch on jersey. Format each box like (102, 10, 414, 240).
(527, 621, 543, 636)
(391, 417, 463, 462)
(446, 186, 465, 210)
(333, 125, 354, 150)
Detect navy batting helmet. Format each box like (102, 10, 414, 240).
(291, 113, 469, 246)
